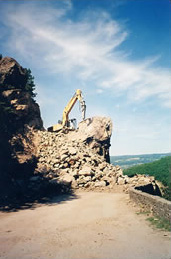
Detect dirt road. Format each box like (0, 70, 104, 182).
(0, 192, 170, 259)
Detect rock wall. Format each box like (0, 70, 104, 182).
(0, 56, 43, 201)
(0, 56, 27, 89)
(129, 187, 171, 223)
(0, 57, 43, 130)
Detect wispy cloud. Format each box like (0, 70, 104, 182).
(1, 1, 170, 107)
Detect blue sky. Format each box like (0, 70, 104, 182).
(0, 0, 170, 155)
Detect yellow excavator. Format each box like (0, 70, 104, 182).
(48, 89, 86, 132)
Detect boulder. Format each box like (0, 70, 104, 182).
(60, 174, 74, 185)
(99, 162, 107, 171)
(69, 117, 112, 163)
(61, 154, 69, 161)
(84, 176, 91, 182)
(68, 147, 77, 155)
(78, 166, 95, 176)
(94, 181, 106, 187)
(117, 177, 126, 185)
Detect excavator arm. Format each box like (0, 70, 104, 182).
(48, 89, 86, 132)
(62, 89, 85, 126)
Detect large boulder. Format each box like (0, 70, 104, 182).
(69, 117, 112, 163)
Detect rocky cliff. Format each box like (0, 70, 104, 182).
(0, 56, 43, 202)
(0, 57, 43, 130)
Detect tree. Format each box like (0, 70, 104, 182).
(25, 68, 37, 99)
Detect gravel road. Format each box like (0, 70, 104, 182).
(0, 192, 170, 259)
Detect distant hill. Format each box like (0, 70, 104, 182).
(110, 153, 171, 169)
(123, 156, 171, 185)
(122, 156, 171, 200)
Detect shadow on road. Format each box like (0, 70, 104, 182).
(0, 181, 78, 213)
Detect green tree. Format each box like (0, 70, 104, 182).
(123, 156, 171, 200)
(25, 68, 37, 99)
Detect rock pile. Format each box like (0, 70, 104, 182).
(35, 125, 155, 191)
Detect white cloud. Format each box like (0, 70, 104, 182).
(96, 89, 104, 94)
(1, 1, 170, 107)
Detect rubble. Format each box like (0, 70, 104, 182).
(35, 128, 156, 191)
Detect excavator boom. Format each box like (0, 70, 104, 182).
(48, 89, 86, 132)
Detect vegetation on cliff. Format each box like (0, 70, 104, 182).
(25, 68, 37, 99)
(110, 153, 170, 169)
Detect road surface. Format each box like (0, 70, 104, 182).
(0, 192, 170, 259)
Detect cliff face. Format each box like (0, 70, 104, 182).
(0, 57, 43, 199)
(0, 57, 27, 89)
(0, 57, 43, 130)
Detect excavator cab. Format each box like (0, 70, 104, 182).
(69, 118, 77, 130)
(48, 89, 86, 132)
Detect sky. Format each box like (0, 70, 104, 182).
(0, 0, 170, 156)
